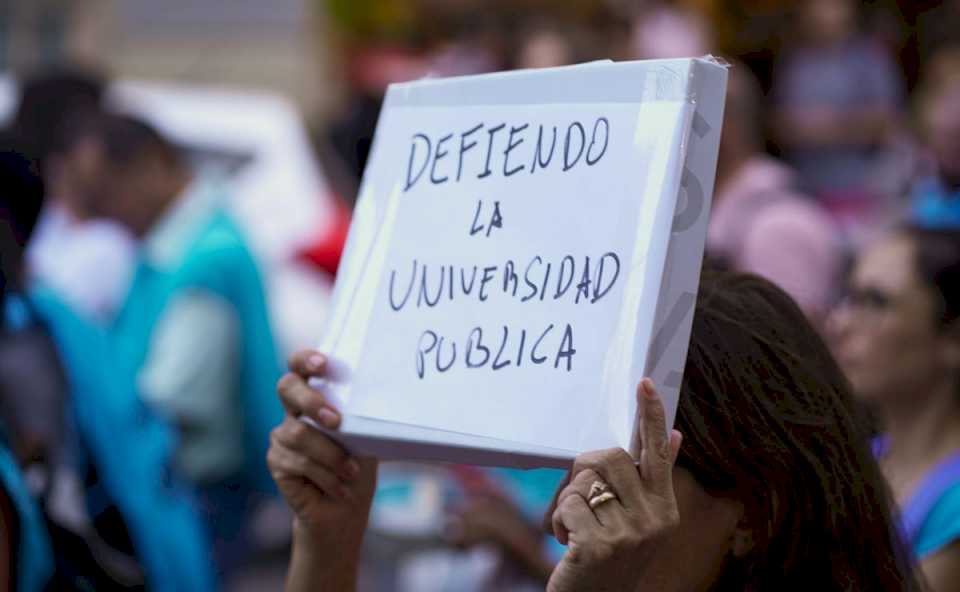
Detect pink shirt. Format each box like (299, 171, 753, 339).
(708, 156, 841, 320)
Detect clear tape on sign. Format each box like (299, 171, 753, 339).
(588, 99, 696, 454)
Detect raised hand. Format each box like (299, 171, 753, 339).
(546, 379, 683, 592)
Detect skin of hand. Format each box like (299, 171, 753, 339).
(268, 350, 378, 591)
(270, 353, 683, 592)
(544, 379, 683, 592)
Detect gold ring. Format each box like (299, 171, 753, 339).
(589, 491, 618, 509)
(588, 480, 612, 499)
(587, 479, 618, 509)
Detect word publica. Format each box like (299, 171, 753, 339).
(404, 117, 610, 192)
(415, 323, 575, 379)
(388, 252, 622, 311)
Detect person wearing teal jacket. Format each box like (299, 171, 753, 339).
(27, 288, 218, 592)
(86, 114, 284, 577)
(3, 137, 212, 591)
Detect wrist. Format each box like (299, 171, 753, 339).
(290, 519, 363, 590)
(292, 517, 364, 566)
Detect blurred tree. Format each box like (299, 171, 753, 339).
(326, 0, 421, 45)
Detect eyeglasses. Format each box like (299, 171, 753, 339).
(837, 286, 898, 314)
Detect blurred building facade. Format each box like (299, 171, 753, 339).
(0, 0, 342, 117)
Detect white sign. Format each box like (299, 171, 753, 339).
(316, 58, 728, 468)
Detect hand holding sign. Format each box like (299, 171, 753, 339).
(268, 352, 377, 557)
(270, 352, 685, 592)
(545, 380, 683, 592)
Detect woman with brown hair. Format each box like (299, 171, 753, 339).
(830, 225, 960, 590)
(270, 271, 921, 591)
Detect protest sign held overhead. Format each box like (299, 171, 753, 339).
(314, 57, 729, 468)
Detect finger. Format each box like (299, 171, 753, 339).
(552, 492, 601, 544)
(273, 418, 359, 481)
(543, 470, 572, 535)
(276, 372, 341, 429)
(638, 379, 672, 492)
(267, 439, 350, 500)
(288, 350, 328, 379)
(571, 448, 642, 511)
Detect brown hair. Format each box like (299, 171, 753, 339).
(675, 271, 918, 591)
(900, 225, 960, 330)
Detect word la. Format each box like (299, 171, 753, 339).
(470, 199, 504, 237)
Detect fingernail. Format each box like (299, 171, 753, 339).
(339, 485, 354, 501)
(642, 379, 658, 399)
(308, 353, 326, 371)
(318, 408, 339, 429)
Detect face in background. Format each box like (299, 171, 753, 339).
(800, 0, 857, 46)
(517, 29, 572, 70)
(48, 134, 106, 218)
(630, 5, 712, 60)
(829, 234, 954, 404)
(924, 81, 960, 187)
(92, 145, 183, 237)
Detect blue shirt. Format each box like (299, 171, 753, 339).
(910, 176, 960, 229)
(915, 482, 960, 560)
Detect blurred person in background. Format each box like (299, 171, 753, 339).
(11, 68, 136, 324)
(629, 1, 712, 60)
(910, 46, 960, 229)
(0, 134, 57, 592)
(514, 21, 576, 70)
(772, 0, 904, 206)
(829, 225, 960, 589)
(708, 64, 841, 323)
(1, 130, 215, 591)
(82, 113, 284, 582)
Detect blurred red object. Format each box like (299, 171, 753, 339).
(297, 196, 353, 275)
(447, 464, 509, 500)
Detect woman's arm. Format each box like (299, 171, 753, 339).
(285, 520, 363, 592)
(268, 351, 379, 592)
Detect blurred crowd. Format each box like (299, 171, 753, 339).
(1, 0, 960, 590)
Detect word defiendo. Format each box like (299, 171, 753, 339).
(416, 323, 576, 379)
(404, 117, 611, 192)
